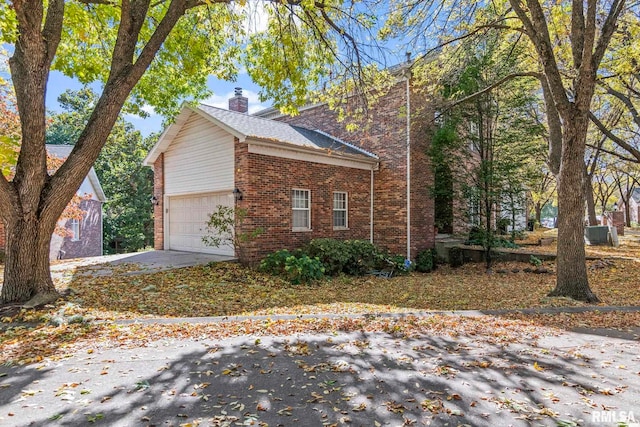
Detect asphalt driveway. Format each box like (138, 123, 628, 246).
(0, 322, 638, 426)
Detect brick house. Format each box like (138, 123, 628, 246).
(144, 74, 435, 261)
(0, 144, 106, 260)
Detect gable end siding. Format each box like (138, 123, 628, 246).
(164, 113, 235, 196)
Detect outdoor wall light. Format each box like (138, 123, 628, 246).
(151, 196, 160, 206)
(233, 188, 243, 201)
(613, 203, 618, 211)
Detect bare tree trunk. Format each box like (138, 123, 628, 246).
(1, 216, 57, 304)
(549, 116, 599, 302)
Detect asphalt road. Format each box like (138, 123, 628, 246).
(1, 324, 638, 426)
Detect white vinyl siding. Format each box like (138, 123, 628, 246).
(292, 189, 311, 230)
(167, 192, 234, 255)
(333, 192, 348, 229)
(164, 113, 234, 195)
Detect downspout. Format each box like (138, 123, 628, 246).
(100, 201, 104, 256)
(406, 73, 411, 259)
(370, 167, 374, 243)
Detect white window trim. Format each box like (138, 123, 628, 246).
(70, 218, 80, 241)
(333, 191, 349, 230)
(292, 188, 311, 231)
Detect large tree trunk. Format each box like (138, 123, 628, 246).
(1, 216, 58, 305)
(549, 115, 599, 303)
(0, 0, 191, 304)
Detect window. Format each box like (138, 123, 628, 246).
(333, 192, 348, 229)
(70, 219, 80, 241)
(292, 189, 310, 230)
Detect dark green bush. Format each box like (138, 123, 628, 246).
(259, 250, 324, 284)
(343, 240, 385, 275)
(283, 254, 325, 284)
(303, 239, 384, 276)
(259, 249, 292, 275)
(303, 239, 351, 276)
(415, 248, 437, 273)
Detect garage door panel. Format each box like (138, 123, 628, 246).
(168, 192, 234, 256)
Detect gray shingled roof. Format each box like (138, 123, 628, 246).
(198, 104, 377, 159)
(45, 144, 107, 202)
(632, 188, 640, 203)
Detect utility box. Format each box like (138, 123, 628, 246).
(584, 226, 610, 245)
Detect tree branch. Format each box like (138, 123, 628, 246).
(592, 0, 626, 68)
(443, 71, 541, 110)
(588, 111, 640, 163)
(571, 0, 585, 69)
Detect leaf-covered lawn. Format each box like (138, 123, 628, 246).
(2, 257, 640, 323)
(2, 250, 639, 365)
(59, 258, 640, 319)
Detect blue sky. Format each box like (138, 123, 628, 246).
(46, 70, 272, 137)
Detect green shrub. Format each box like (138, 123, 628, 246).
(259, 249, 292, 275)
(283, 254, 325, 284)
(415, 248, 437, 273)
(529, 255, 542, 267)
(343, 240, 385, 275)
(303, 239, 350, 276)
(386, 254, 413, 274)
(303, 239, 384, 276)
(259, 250, 324, 284)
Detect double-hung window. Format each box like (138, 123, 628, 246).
(333, 192, 348, 229)
(292, 189, 311, 230)
(70, 219, 80, 241)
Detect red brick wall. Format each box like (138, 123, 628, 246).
(274, 79, 434, 257)
(153, 153, 165, 250)
(57, 199, 103, 259)
(235, 142, 372, 261)
(409, 87, 435, 254)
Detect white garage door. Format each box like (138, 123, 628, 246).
(167, 192, 235, 256)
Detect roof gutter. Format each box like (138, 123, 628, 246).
(246, 137, 380, 167)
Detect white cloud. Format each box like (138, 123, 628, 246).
(141, 104, 157, 116)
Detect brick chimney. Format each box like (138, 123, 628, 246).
(228, 87, 248, 113)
